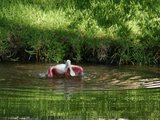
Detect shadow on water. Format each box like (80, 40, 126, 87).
(0, 63, 160, 119)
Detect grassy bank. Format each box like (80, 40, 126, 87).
(0, 0, 159, 64)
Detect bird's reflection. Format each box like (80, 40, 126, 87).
(46, 76, 83, 100)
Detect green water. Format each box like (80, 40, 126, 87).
(0, 63, 160, 120)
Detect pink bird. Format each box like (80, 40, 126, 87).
(47, 60, 84, 78)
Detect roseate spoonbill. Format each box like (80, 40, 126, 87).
(47, 60, 83, 78)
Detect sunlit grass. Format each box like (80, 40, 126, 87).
(0, 0, 159, 64)
(1, 2, 70, 30)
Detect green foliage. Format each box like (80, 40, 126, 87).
(47, 41, 65, 63)
(0, 0, 159, 64)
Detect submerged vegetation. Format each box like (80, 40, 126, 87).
(0, 0, 159, 64)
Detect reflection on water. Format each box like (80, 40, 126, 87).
(0, 63, 160, 119)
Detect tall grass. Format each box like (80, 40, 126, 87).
(0, 0, 159, 64)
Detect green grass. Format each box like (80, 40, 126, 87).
(0, 0, 159, 64)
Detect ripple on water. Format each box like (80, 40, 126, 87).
(0, 64, 160, 119)
(0, 63, 160, 91)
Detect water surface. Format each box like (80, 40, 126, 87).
(0, 63, 160, 119)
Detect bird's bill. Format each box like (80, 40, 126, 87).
(69, 66, 75, 76)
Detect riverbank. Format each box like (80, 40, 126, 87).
(0, 0, 159, 64)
